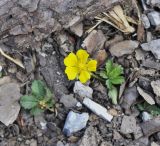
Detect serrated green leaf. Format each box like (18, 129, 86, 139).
(30, 107, 44, 116)
(31, 80, 46, 98)
(106, 79, 112, 89)
(110, 76, 125, 85)
(20, 95, 38, 109)
(105, 60, 113, 75)
(100, 71, 108, 79)
(108, 86, 118, 105)
(108, 65, 123, 79)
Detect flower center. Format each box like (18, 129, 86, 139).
(78, 63, 86, 71)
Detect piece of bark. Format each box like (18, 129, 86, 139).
(140, 116, 160, 136)
(0, 0, 121, 50)
(39, 52, 69, 100)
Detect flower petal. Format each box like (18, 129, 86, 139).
(87, 60, 97, 71)
(79, 71, 91, 83)
(65, 67, 78, 80)
(76, 49, 89, 63)
(64, 53, 77, 67)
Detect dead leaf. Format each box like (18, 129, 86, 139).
(0, 48, 25, 69)
(88, 5, 136, 34)
(137, 86, 155, 105)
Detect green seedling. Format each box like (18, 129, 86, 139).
(100, 60, 125, 104)
(20, 80, 54, 116)
(137, 102, 160, 116)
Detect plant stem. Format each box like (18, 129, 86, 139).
(91, 73, 104, 82)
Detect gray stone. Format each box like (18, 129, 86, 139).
(121, 86, 139, 113)
(146, 0, 160, 8)
(82, 30, 106, 54)
(120, 116, 137, 134)
(109, 40, 139, 57)
(30, 139, 37, 146)
(0, 83, 21, 126)
(79, 126, 102, 146)
(63, 111, 89, 136)
(133, 126, 143, 139)
(142, 112, 153, 122)
(151, 80, 160, 97)
(142, 14, 150, 29)
(60, 94, 77, 109)
(141, 39, 160, 59)
(70, 22, 83, 37)
(57, 141, 64, 146)
(83, 98, 113, 122)
(148, 11, 160, 28)
(74, 81, 93, 99)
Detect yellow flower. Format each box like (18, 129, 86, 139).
(64, 49, 97, 83)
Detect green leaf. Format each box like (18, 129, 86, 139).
(20, 95, 38, 109)
(108, 64, 123, 79)
(30, 107, 44, 116)
(46, 88, 53, 98)
(100, 71, 108, 79)
(110, 76, 125, 85)
(31, 80, 46, 98)
(137, 102, 160, 116)
(106, 79, 112, 89)
(108, 86, 118, 105)
(105, 60, 113, 75)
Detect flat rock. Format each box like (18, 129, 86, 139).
(0, 83, 21, 126)
(120, 115, 137, 134)
(79, 126, 102, 146)
(121, 86, 139, 113)
(146, 0, 160, 8)
(140, 116, 160, 136)
(82, 30, 106, 54)
(109, 40, 139, 57)
(141, 39, 160, 59)
(148, 11, 160, 30)
(60, 94, 78, 109)
(142, 59, 160, 70)
(63, 111, 89, 136)
(83, 97, 113, 122)
(151, 80, 160, 97)
(74, 81, 93, 99)
(70, 22, 83, 37)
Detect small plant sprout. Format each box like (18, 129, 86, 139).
(64, 49, 97, 83)
(100, 60, 125, 104)
(20, 80, 54, 116)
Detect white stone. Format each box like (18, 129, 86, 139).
(63, 111, 89, 136)
(148, 11, 160, 27)
(83, 98, 113, 122)
(142, 14, 150, 29)
(74, 81, 93, 99)
(142, 112, 153, 122)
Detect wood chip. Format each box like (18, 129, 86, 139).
(0, 48, 25, 69)
(137, 86, 155, 105)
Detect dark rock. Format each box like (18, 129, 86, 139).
(138, 76, 152, 91)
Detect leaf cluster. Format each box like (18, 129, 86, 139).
(100, 60, 125, 104)
(20, 80, 54, 116)
(137, 102, 160, 116)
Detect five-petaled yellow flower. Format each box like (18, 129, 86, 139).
(64, 49, 97, 83)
